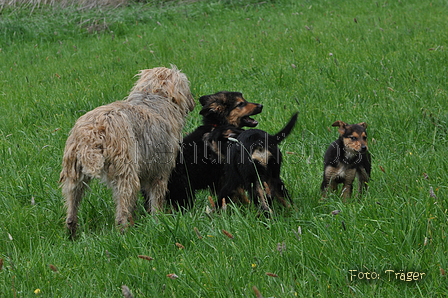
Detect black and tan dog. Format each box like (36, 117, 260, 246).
(217, 112, 298, 214)
(321, 121, 371, 199)
(165, 91, 263, 209)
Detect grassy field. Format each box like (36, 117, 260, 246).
(1, 0, 448, 296)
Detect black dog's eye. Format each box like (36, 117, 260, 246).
(236, 102, 245, 107)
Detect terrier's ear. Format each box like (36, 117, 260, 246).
(358, 122, 367, 129)
(332, 120, 347, 135)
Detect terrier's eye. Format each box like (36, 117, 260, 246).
(350, 136, 357, 141)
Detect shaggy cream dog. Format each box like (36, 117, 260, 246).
(60, 66, 195, 238)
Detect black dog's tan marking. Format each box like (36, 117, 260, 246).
(321, 121, 371, 199)
(165, 91, 263, 209)
(218, 113, 298, 214)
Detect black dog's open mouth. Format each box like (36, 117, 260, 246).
(242, 116, 259, 127)
(242, 104, 263, 127)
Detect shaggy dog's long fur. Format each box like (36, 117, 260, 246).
(321, 121, 371, 199)
(59, 66, 195, 238)
(165, 91, 263, 209)
(217, 113, 298, 214)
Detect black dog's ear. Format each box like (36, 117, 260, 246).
(332, 120, 347, 136)
(199, 94, 213, 107)
(199, 102, 225, 116)
(358, 122, 367, 129)
(199, 94, 213, 116)
(199, 94, 223, 116)
(199, 91, 231, 107)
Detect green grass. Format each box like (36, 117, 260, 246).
(1, 0, 448, 296)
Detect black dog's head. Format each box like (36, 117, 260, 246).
(199, 91, 263, 128)
(332, 120, 368, 154)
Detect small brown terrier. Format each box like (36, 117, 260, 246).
(321, 121, 371, 199)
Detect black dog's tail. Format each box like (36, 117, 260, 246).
(274, 112, 298, 143)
